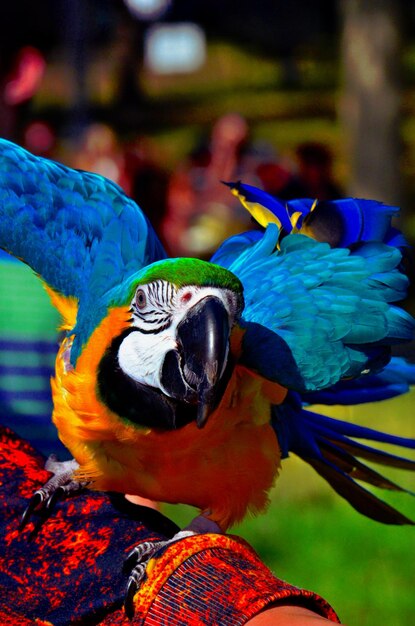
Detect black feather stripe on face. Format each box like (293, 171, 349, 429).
(97, 328, 197, 429)
(131, 279, 174, 333)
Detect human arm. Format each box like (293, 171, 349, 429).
(247, 605, 344, 625)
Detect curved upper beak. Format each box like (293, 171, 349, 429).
(161, 296, 231, 428)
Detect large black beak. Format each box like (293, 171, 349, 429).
(161, 296, 231, 428)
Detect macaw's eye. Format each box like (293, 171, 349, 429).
(135, 289, 147, 309)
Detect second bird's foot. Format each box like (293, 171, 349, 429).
(123, 530, 195, 619)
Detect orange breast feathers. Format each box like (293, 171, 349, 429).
(52, 308, 287, 531)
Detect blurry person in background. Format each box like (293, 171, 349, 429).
(71, 123, 169, 247)
(71, 123, 131, 191)
(0, 1, 67, 457)
(278, 141, 343, 201)
(162, 112, 290, 258)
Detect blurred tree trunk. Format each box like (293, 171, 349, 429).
(340, 0, 402, 204)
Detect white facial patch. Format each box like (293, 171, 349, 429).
(118, 330, 177, 389)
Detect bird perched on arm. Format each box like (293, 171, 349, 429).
(0, 139, 414, 614)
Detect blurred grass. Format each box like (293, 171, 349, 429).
(164, 390, 415, 626)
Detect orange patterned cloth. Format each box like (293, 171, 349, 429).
(129, 534, 340, 625)
(0, 426, 340, 625)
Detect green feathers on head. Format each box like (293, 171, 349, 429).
(138, 258, 243, 291)
(108, 257, 244, 307)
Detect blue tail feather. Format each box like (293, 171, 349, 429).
(301, 409, 415, 452)
(272, 385, 415, 524)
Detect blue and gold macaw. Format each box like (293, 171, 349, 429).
(1, 139, 414, 613)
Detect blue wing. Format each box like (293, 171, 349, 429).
(215, 183, 415, 524)
(213, 224, 414, 391)
(0, 139, 167, 362)
(0, 139, 166, 300)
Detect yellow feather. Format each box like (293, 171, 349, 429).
(229, 187, 282, 230)
(310, 198, 319, 212)
(289, 211, 303, 231)
(43, 283, 78, 331)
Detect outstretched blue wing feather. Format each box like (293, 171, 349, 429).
(0, 139, 166, 301)
(214, 224, 414, 391)
(214, 180, 415, 392)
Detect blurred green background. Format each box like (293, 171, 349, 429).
(1, 1, 415, 624)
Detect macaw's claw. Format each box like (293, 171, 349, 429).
(20, 455, 88, 535)
(123, 514, 223, 617)
(123, 532, 195, 620)
(123, 539, 171, 620)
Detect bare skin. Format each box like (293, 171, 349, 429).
(125, 494, 159, 509)
(246, 605, 342, 625)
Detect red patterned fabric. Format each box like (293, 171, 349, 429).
(0, 426, 340, 625)
(131, 534, 340, 625)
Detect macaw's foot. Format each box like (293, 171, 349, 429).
(123, 515, 222, 619)
(20, 455, 88, 535)
(123, 531, 195, 619)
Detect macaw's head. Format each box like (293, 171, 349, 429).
(97, 258, 244, 430)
